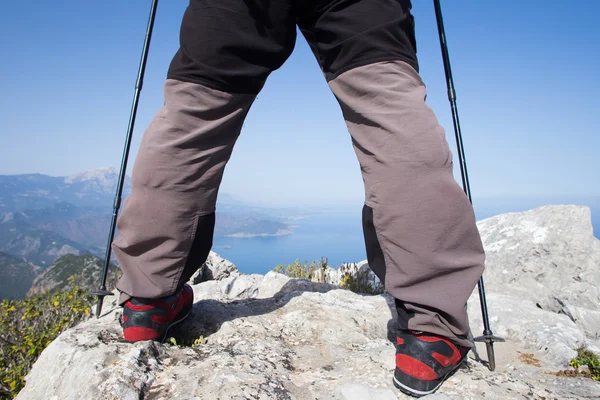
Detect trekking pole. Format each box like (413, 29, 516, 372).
(90, 0, 160, 318)
(432, 0, 504, 371)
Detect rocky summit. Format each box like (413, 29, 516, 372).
(15, 205, 600, 399)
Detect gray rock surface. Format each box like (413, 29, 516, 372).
(476, 205, 600, 339)
(467, 292, 599, 366)
(15, 205, 600, 399)
(190, 251, 240, 284)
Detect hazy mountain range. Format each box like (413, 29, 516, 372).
(0, 167, 300, 299)
(0, 167, 129, 211)
(28, 254, 120, 297)
(0, 251, 39, 300)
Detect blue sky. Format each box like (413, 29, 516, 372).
(1, 0, 598, 209)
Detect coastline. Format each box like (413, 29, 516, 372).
(225, 229, 293, 238)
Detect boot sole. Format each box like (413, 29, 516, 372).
(393, 375, 445, 398)
(392, 354, 468, 397)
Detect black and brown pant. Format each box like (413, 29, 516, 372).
(113, 0, 485, 347)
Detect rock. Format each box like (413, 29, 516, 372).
(467, 292, 598, 366)
(15, 205, 600, 399)
(191, 271, 337, 303)
(193, 274, 262, 301)
(476, 205, 600, 339)
(313, 260, 384, 294)
(189, 251, 239, 284)
(188, 265, 205, 285)
(18, 273, 600, 400)
(336, 383, 398, 400)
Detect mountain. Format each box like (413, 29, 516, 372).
(0, 168, 301, 302)
(214, 213, 291, 237)
(0, 202, 106, 266)
(0, 228, 91, 267)
(63, 167, 127, 194)
(0, 168, 296, 287)
(0, 252, 39, 300)
(28, 254, 119, 296)
(0, 167, 131, 212)
(20, 202, 111, 253)
(15, 206, 600, 400)
(0, 168, 295, 240)
(216, 192, 253, 206)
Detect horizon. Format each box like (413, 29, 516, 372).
(1, 1, 599, 208)
(1, 166, 599, 218)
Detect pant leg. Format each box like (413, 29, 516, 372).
(113, 0, 296, 304)
(113, 80, 255, 304)
(300, 0, 484, 347)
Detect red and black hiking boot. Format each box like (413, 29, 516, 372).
(393, 330, 469, 397)
(121, 284, 194, 343)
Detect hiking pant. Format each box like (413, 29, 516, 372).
(112, 0, 485, 347)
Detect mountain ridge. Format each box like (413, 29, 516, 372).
(0, 251, 39, 300)
(0, 167, 132, 212)
(0, 168, 297, 299)
(28, 254, 119, 297)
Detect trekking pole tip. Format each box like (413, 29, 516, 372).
(94, 299, 103, 320)
(486, 342, 496, 371)
(90, 289, 113, 319)
(473, 331, 505, 371)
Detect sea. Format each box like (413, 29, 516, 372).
(212, 200, 600, 275)
(212, 210, 366, 275)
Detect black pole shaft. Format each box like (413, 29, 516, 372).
(432, 0, 501, 370)
(93, 0, 160, 318)
(433, 0, 472, 200)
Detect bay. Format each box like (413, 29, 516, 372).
(212, 202, 600, 275)
(212, 210, 366, 275)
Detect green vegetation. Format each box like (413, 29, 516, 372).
(0, 254, 118, 399)
(273, 259, 317, 280)
(273, 257, 329, 281)
(164, 335, 205, 348)
(0, 276, 94, 399)
(339, 274, 384, 295)
(570, 347, 600, 381)
(273, 257, 384, 295)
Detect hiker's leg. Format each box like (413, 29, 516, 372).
(113, 0, 296, 304)
(330, 62, 484, 347)
(112, 81, 254, 304)
(299, 0, 484, 347)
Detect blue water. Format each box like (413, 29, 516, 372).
(214, 202, 600, 275)
(212, 211, 367, 275)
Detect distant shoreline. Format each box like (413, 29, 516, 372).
(225, 229, 293, 238)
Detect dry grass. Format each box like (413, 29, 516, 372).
(517, 351, 542, 367)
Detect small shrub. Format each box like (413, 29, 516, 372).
(570, 347, 600, 381)
(273, 257, 383, 295)
(273, 259, 317, 280)
(272, 264, 284, 274)
(339, 273, 384, 295)
(164, 335, 205, 348)
(0, 276, 94, 399)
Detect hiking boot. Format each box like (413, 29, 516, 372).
(393, 330, 469, 397)
(121, 284, 194, 343)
